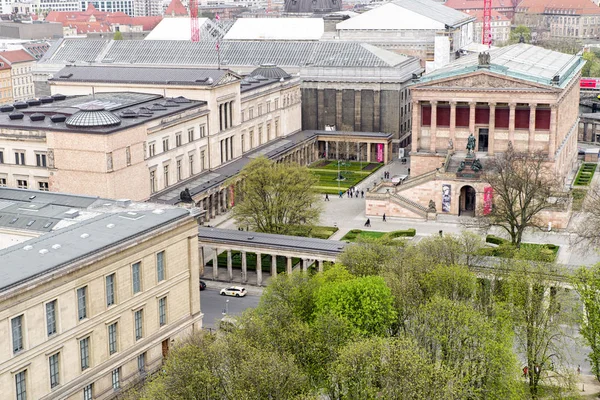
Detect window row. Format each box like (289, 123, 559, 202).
(149, 151, 206, 193)
(240, 119, 279, 154)
(147, 124, 206, 158)
(0, 150, 48, 166)
(0, 176, 48, 190)
(241, 98, 279, 123)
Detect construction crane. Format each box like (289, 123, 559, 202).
(190, 0, 200, 42)
(482, 0, 492, 46)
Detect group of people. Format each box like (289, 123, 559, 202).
(326, 187, 364, 201)
(383, 171, 391, 179)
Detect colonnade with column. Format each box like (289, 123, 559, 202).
(319, 139, 391, 163)
(219, 100, 234, 132)
(200, 247, 329, 286)
(276, 141, 318, 165)
(412, 99, 557, 158)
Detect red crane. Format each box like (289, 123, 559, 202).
(190, 0, 200, 42)
(482, 0, 492, 46)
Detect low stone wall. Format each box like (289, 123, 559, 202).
(366, 198, 424, 219)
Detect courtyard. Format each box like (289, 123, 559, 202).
(309, 160, 383, 194)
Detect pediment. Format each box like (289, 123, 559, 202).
(218, 72, 241, 85)
(416, 71, 553, 91)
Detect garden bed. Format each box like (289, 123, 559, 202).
(309, 161, 382, 194)
(341, 228, 416, 242)
(482, 235, 559, 262)
(572, 188, 587, 211)
(574, 163, 597, 186)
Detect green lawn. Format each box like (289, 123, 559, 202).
(574, 163, 597, 186)
(341, 229, 416, 242)
(309, 161, 383, 194)
(572, 188, 587, 211)
(286, 225, 339, 240)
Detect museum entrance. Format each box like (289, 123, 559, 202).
(478, 128, 489, 152)
(459, 185, 476, 216)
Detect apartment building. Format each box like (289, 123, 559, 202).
(0, 50, 35, 102)
(0, 187, 202, 400)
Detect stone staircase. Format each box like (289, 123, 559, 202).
(389, 192, 429, 219)
(396, 170, 437, 192)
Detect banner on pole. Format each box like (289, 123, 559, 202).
(377, 144, 384, 162)
(442, 184, 451, 212)
(483, 186, 493, 215)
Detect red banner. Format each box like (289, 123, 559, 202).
(229, 185, 235, 207)
(377, 143, 384, 162)
(483, 186, 493, 215)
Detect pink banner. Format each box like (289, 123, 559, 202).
(483, 187, 493, 215)
(377, 143, 384, 162)
(229, 185, 235, 207)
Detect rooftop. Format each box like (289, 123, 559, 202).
(0, 190, 190, 293)
(198, 226, 347, 256)
(223, 18, 324, 41)
(145, 17, 209, 40)
(0, 49, 36, 64)
(41, 39, 412, 69)
(151, 130, 392, 204)
(516, 0, 600, 15)
(165, 0, 188, 17)
(337, 0, 475, 30)
(0, 92, 206, 134)
(443, 0, 516, 10)
(418, 44, 584, 88)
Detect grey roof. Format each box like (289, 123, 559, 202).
(198, 227, 347, 255)
(249, 64, 291, 79)
(51, 66, 232, 87)
(0, 187, 99, 208)
(0, 208, 189, 293)
(284, 0, 341, 14)
(41, 39, 411, 68)
(151, 130, 391, 204)
(419, 44, 585, 88)
(0, 92, 206, 134)
(392, 0, 474, 27)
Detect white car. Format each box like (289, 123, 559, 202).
(220, 286, 247, 297)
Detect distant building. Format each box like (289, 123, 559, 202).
(283, 0, 341, 14)
(0, 187, 202, 399)
(81, 0, 134, 16)
(164, 0, 187, 17)
(515, 0, 600, 40)
(0, 49, 36, 101)
(0, 21, 63, 40)
(465, 9, 511, 45)
(443, 0, 517, 20)
(134, 0, 163, 16)
(0, 61, 13, 105)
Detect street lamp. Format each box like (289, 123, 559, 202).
(222, 299, 229, 315)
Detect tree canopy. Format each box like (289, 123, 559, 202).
(231, 157, 322, 234)
(509, 25, 531, 44)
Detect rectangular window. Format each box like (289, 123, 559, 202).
(241, 134, 245, 153)
(495, 107, 509, 128)
(135, 309, 143, 340)
(106, 273, 115, 307)
(83, 384, 93, 400)
(515, 108, 530, 129)
(188, 128, 194, 142)
(250, 131, 254, 148)
(0, 150, 4, 163)
(258, 126, 263, 145)
(177, 159, 182, 181)
(49, 352, 60, 388)
(132, 262, 141, 294)
(17, 179, 27, 189)
(275, 120, 279, 137)
(200, 125, 206, 138)
(36, 153, 46, 167)
(436, 105, 451, 127)
(38, 182, 49, 191)
(138, 352, 146, 373)
(15, 151, 25, 165)
(189, 154, 194, 175)
(150, 170, 156, 193)
(112, 367, 120, 390)
(162, 138, 169, 152)
(200, 151, 205, 171)
(46, 300, 57, 336)
(475, 106, 490, 124)
(455, 106, 470, 127)
(126, 146, 131, 166)
(258, 104, 262, 116)
(12, 315, 23, 353)
(267, 124, 271, 140)
(421, 104, 431, 126)
(108, 322, 118, 355)
(266, 101, 271, 112)
(149, 143, 156, 157)
(157, 251, 165, 281)
(80, 337, 90, 370)
(163, 165, 169, 187)
(15, 371, 26, 400)
(176, 133, 182, 147)
(249, 108, 254, 119)
(275, 98, 279, 109)
(159, 296, 167, 326)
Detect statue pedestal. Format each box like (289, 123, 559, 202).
(456, 153, 482, 179)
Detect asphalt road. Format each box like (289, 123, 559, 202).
(200, 286, 261, 329)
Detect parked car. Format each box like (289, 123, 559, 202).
(220, 286, 247, 297)
(199, 280, 206, 291)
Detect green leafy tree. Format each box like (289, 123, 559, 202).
(113, 30, 123, 40)
(314, 275, 397, 336)
(231, 157, 322, 234)
(509, 25, 531, 44)
(338, 237, 398, 276)
(572, 264, 600, 381)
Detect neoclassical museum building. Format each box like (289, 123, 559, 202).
(367, 44, 584, 227)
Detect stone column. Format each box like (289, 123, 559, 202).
(374, 90, 381, 132)
(302, 258, 308, 273)
(429, 100, 438, 153)
(271, 254, 277, 277)
(367, 142, 371, 162)
(508, 103, 516, 145)
(256, 253, 262, 286)
(488, 102, 496, 155)
(318, 260, 324, 272)
(528, 103, 537, 152)
(356, 142, 360, 161)
(286, 256, 293, 274)
(212, 248, 219, 280)
(325, 141, 329, 159)
(241, 251, 247, 283)
(335, 142, 339, 160)
(227, 249, 233, 281)
(549, 105, 557, 160)
(449, 101, 457, 150)
(199, 246, 205, 276)
(219, 104, 223, 131)
(412, 100, 421, 150)
(469, 102, 476, 138)
(354, 90, 361, 131)
(384, 143, 389, 163)
(229, 101, 233, 128)
(336, 90, 343, 129)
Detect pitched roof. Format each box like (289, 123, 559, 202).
(83, 2, 98, 14)
(465, 8, 510, 21)
(165, 0, 188, 16)
(444, 0, 516, 10)
(0, 49, 36, 64)
(68, 21, 112, 34)
(516, 0, 600, 15)
(337, 0, 474, 30)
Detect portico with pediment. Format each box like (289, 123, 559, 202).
(366, 44, 585, 225)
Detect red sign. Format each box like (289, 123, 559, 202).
(377, 144, 384, 162)
(483, 187, 493, 215)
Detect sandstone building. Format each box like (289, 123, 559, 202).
(0, 187, 202, 400)
(367, 44, 584, 227)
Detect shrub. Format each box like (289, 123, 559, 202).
(486, 235, 507, 246)
(385, 229, 416, 239)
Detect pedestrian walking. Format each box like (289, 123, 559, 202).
(364, 218, 371, 227)
(350, 191, 353, 198)
(383, 213, 387, 222)
(361, 190, 364, 198)
(339, 190, 343, 198)
(325, 194, 329, 201)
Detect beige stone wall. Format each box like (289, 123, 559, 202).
(409, 153, 445, 176)
(366, 198, 424, 219)
(0, 132, 50, 190)
(0, 217, 201, 400)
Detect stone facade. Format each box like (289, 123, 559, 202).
(0, 210, 202, 400)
